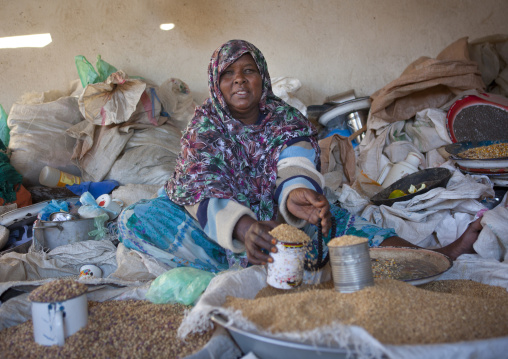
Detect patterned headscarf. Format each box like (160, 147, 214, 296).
(166, 39, 320, 221)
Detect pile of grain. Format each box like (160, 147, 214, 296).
(28, 279, 87, 302)
(269, 224, 310, 243)
(328, 235, 367, 247)
(458, 143, 508, 159)
(0, 300, 212, 359)
(225, 279, 508, 345)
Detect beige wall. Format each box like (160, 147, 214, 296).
(1, 0, 508, 114)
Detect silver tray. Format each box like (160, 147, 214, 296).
(370, 247, 452, 286)
(211, 312, 352, 359)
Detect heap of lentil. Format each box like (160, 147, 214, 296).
(269, 224, 310, 243)
(225, 279, 508, 345)
(28, 279, 88, 302)
(328, 235, 367, 247)
(0, 300, 212, 359)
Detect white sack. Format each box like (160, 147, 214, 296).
(158, 78, 197, 132)
(104, 122, 182, 185)
(66, 120, 134, 182)
(358, 107, 452, 182)
(7, 96, 84, 186)
(0, 240, 165, 329)
(0, 240, 117, 286)
(404, 108, 452, 153)
(111, 183, 160, 207)
(474, 191, 508, 261)
(360, 167, 494, 248)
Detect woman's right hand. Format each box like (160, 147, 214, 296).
(233, 215, 279, 265)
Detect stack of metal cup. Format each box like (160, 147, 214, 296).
(329, 241, 374, 293)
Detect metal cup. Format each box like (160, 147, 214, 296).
(347, 110, 368, 144)
(329, 241, 374, 293)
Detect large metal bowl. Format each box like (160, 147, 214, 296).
(211, 312, 351, 359)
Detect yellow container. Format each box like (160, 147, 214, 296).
(39, 166, 82, 188)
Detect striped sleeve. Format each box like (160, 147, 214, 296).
(184, 199, 256, 253)
(274, 137, 325, 228)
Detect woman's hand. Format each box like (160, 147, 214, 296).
(233, 215, 279, 265)
(286, 188, 332, 235)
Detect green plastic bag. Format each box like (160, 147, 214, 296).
(75, 55, 118, 88)
(95, 55, 117, 82)
(145, 267, 215, 305)
(0, 105, 9, 147)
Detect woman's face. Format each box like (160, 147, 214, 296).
(219, 53, 262, 124)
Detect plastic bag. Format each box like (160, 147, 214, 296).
(66, 180, 119, 198)
(38, 200, 70, 221)
(0, 104, 9, 147)
(87, 213, 110, 240)
(145, 267, 215, 305)
(77, 191, 108, 218)
(75, 55, 118, 89)
(271, 77, 307, 116)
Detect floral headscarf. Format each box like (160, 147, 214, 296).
(166, 39, 320, 221)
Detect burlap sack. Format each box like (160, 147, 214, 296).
(319, 134, 356, 191)
(369, 37, 485, 123)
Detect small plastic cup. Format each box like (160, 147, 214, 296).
(329, 240, 374, 293)
(79, 264, 103, 280)
(266, 241, 306, 289)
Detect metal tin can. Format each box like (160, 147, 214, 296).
(329, 241, 374, 293)
(267, 241, 306, 289)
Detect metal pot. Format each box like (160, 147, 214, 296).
(33, 217, 98, 251)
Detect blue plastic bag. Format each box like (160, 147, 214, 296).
(145, 267, 215, 305)
(66, 180, 119, 199)
(38, 200, 70, 221)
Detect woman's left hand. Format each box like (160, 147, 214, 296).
(286, 188, 332, 235)
(233, 215, 279, 265)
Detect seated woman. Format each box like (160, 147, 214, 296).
(117, 39, 482, 273)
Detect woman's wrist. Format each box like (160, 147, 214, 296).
(233, 215, 256, 243)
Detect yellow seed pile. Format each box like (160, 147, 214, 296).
(328, 235, 367, 247)
(458, 143, 508, 159)
(0, 300, 213, 359)
(224, 279, 508, 345)
(269, 224, 310, 243)
(28, 279, 88, 303)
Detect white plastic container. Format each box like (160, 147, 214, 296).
(39, 166, 81, 188)
(377, 152, 421, 189)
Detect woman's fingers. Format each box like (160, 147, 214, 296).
(244, 221, 279, 265)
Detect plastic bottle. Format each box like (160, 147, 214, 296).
(377, 152, 421, 188)
(39, 166, 82, 188)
